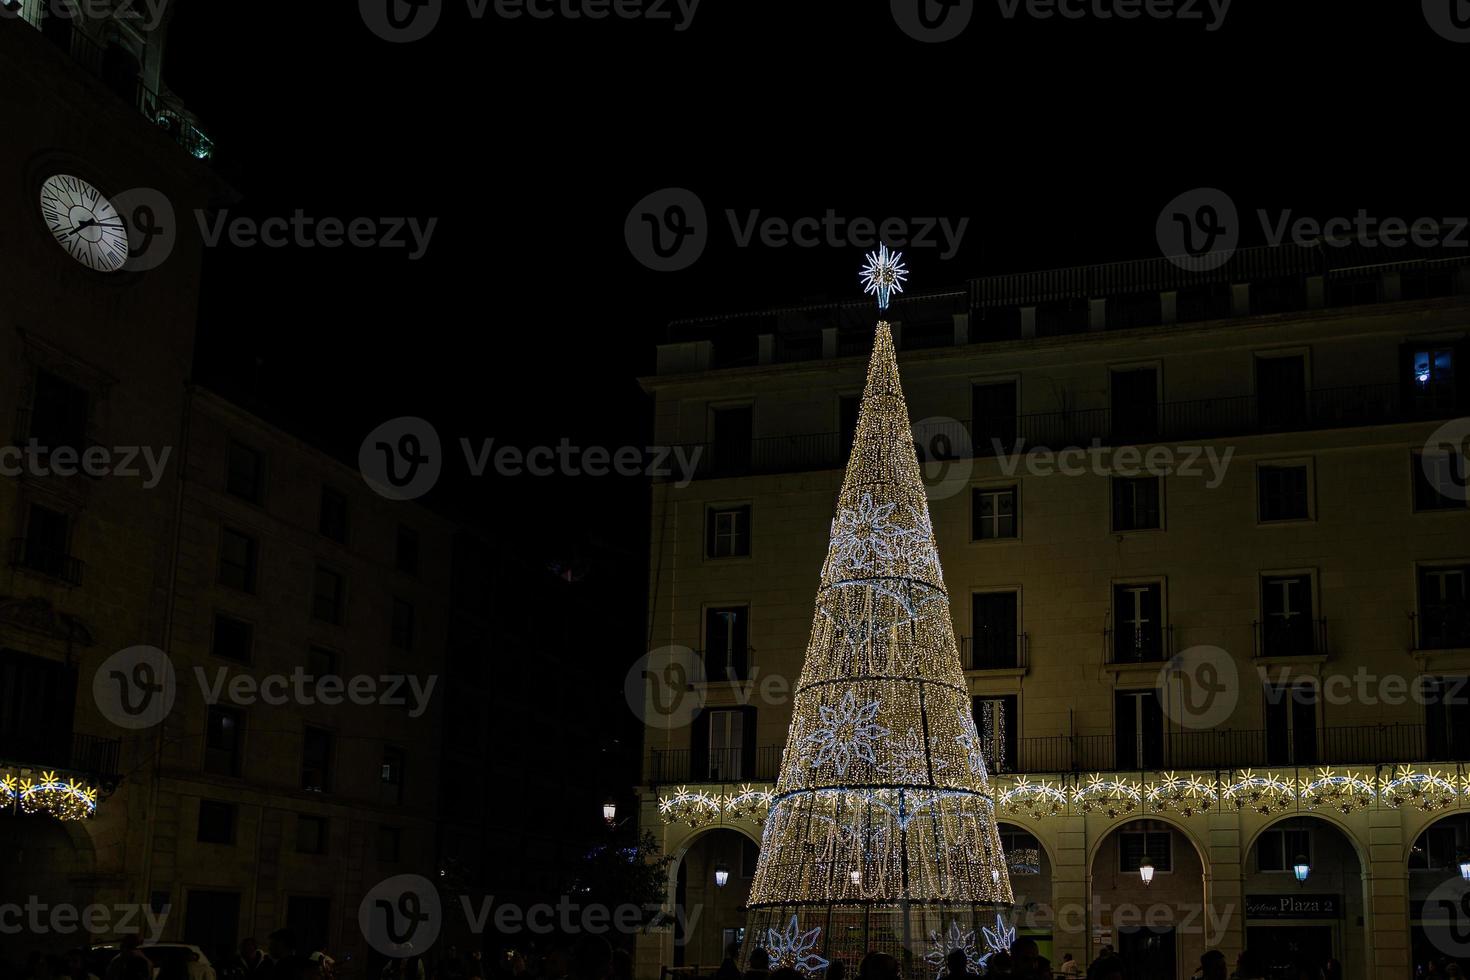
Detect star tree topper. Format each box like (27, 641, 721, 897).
(860, 243, 909, 309)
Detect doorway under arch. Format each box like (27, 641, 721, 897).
(671, 827, 760, 969)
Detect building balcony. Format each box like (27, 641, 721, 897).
(0, 730, 122, 787)
(1411, 610, 1470, 653)
(960, 632, 1029, 672)
(10, 537, 84, 586)
(666, 381, 1460, 483)
(1104, 624, 1173, 666)
(1253, 617, 1330, 659)
(647, 745, 782, 785)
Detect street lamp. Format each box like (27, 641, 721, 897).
(714, 863, 730, 888)
(850, 870, 862, 886)
(602, 798, 617, 826)
(1293, 855, 1311, 884)
(1138, 856, 1155, 887)
(1458, 850, 1470, 882)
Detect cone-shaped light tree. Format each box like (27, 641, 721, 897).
(742, 264, 1014, 976)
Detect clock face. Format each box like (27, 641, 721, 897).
(39, 174, 130, 272)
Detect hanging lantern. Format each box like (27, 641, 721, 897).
(602, 798, 617, 825)
(1293, 855, 1311, 884)
(1458, 852, 1470, 882)
(715, 864, 730, 888)
(850, 870, 862, 886)
(1139, 856, 1155, 886)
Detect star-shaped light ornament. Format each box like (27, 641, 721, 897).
(860, 243, 909, 310)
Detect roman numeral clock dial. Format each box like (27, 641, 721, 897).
(39, 174, 130, 272)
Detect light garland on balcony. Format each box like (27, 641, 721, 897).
(999, 777, 1068, 820)
(1221, 770, 1297, 815)
(724, 784, 775, 823)
(1146, 772, 1219, 817)
(1, 771, 99, 821)
(1072, 776, 1143, 819)
(657, 787, 724, 829)
(1300, 769, 1376, 815)
(1381, 766, 1459, 812)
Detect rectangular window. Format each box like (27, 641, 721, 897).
(1408, 343, 1458, 413)
(972, 486, 1018, 540)
(1110, 368, 1158, 441)
(28, 370, 89, 451)
(707, 708, 745, 781)
(1112, 583, 1164, 663)
(1119, 828, 1172, 873)
(396, 525, 419, 576)
(204, 706, 244, 777)
(971, 694, 1017, 774)
(295, 815, 328, 855)
(301, 727, 333, 792)
(706, 506, 751, 559)
(377, 826, 402, 864)
(218, 529, 258, 593)
(197, 800, 236, 844)
(1260, 574, 1316, 656)
(710, 406, 753, 477)
(704, 606, 750, 682)
(1256, 827, 1312, 873)
(312, 566, 344, 624)
(20, 504, 75, 582)
(307, 645, 337, 679)
(1264, 683, 1318, 765)
(319, 487, 348, 543)
(1112, 476, 1161, 531)
(211, 614, 254, 664)
(1424, 677, 1470, 761)
(391, 598, 415, 651)
(1258, 463, 1311, 522)
(1419, 566, 1470, 650)
(381, 746, 405, 805)
(1115, 689, 1164, 769)
(226, 441, 264, 503)
(1255, 355, 1308, 429)
(969, 592, 1019, 669)
(972, 381, 1018, 456)
(1413, 450, 1468, 511)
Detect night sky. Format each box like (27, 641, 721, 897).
(155, 0, 1466, 774)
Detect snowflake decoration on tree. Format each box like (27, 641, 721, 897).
(982, 914, 1016, 958)
(878, 727, 946, 784)
(827, 493, 902, 575)
(860, 243, 909, 310)
(925, 921, 982, 980)
(764, 916, 830, 975)
(954, 708, 989, 777)
(804, 689, 888, 775)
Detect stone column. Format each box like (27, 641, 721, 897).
(1367, 809, 1410, 980)
(1204, 812, 1245, 964)
(1051, 816, 1089, 966)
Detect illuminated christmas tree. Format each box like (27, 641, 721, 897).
(742, 252, 1013, 976)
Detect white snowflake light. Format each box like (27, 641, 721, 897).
(803, 689, 888, 776)
(981, 914, 1016, 957)
(860, 243, 909, 310)
(764, 916, 830, 975)
(925, 921, 982, 980)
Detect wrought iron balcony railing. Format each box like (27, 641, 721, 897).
(10, 537, 84, 586)
(646, 745, 782, 784)
(1253, 617, 1329, 658)
(0, 731, 121, 784)
(1104, 624, 1173, 665)
(959, 632, 1029, 671)
(1412, 610, 1470, 652)
(667, 381, 1461, 482)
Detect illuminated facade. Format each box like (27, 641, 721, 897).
(638, 243, 1470, 980)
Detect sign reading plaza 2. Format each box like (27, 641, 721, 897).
(1245, 894, 1341, 919)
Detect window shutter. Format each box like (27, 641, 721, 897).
(732, 610, 749, 680)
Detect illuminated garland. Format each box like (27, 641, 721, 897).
(1299, 769, 1376, 815)
(1381, 766, 1458, 811)
(1, 771, 99, 821)
(1072, 776, 1142, 819)
(657, 787, 723, 829)
(999, 777, 1068, 820)
(724, 784, 775, 823)
(1221, 770, 1297, 815)
(1146, 772, 1219, 817)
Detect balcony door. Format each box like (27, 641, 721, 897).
(971, 694, 1017, 774)
(1264, 682, 1318, 765)
(970, 592, 1018, 669)
(0, 649, 77, 769)
(1115, 689, 1163, 770)
(1425, 677, 1470, 761)
(1110, 368, 1158, 443)
(1261, 574, 1315, 656)
(709, 406, 752, 476)
(1112, 583, 1163, 663)
(691, 706, 755, 781)
(1255, 355, 1307, 429)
